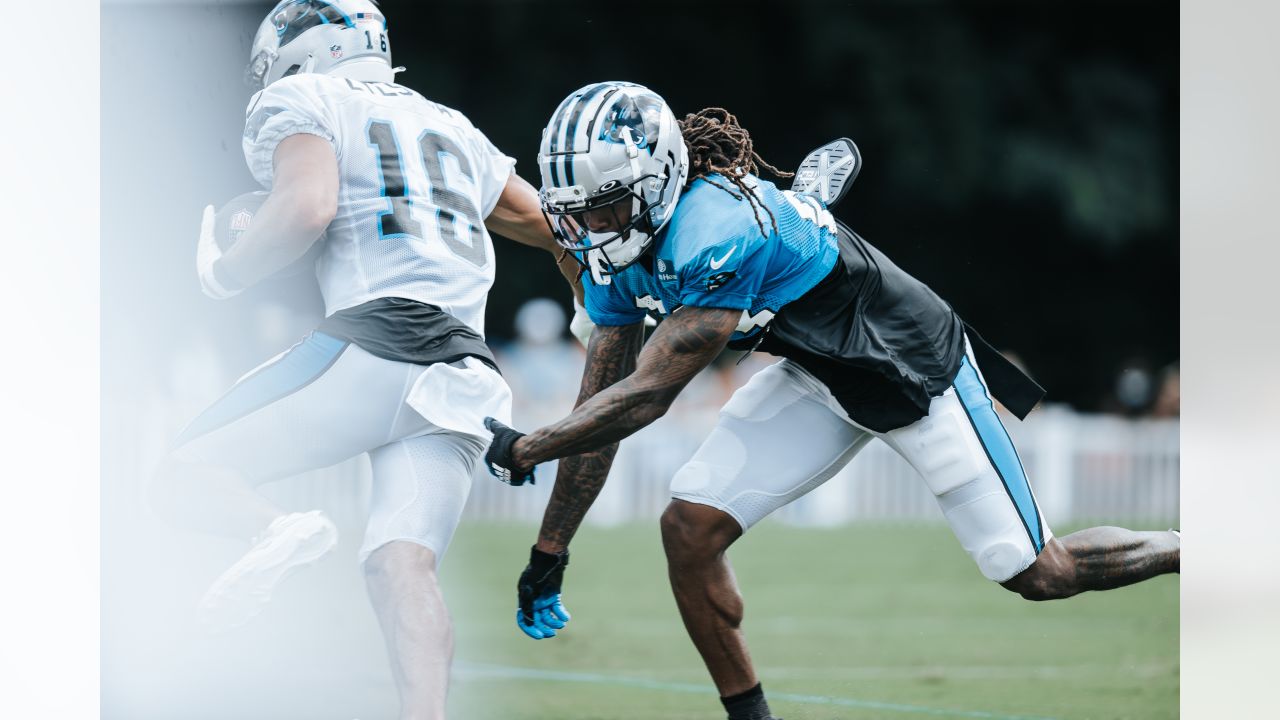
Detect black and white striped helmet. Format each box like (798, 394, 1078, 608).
(538, 82, 689, 283)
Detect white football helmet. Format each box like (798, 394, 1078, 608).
(246, 0, 398, 90)
(538, 82, 689, 284)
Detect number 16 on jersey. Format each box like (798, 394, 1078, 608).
(366, 119, 487, 266)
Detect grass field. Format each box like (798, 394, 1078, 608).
(443, 522, 1179, 720)
(103, 519, 1177, 720)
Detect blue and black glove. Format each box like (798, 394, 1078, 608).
(517, 546, 571, 639)
(484, 417, 536, 486)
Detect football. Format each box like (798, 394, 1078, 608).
(212, 190, 323, 279)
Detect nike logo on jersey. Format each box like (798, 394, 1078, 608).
(709, 246, 737, 270)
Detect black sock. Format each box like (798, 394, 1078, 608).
(721, 682, 773, 720)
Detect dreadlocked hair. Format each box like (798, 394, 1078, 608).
(678, 107, 793, 237)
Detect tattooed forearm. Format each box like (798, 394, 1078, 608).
(535, 445, 620, 552)
(524, 307, 740, 552)
(532, 323, 643, 552)
(514, 306, 741, 467)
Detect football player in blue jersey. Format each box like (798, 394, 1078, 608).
(483, 82, 1180, 720)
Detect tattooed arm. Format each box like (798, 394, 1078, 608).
(533, 321, 645, 552)
(520, 306, 741, 552)
(518, 306, 739, 466)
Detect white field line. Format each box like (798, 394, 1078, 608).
(719, 663, 1176, 681)
(454, 661, 1062, 720)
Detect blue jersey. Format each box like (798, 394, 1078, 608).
(583, 174, 840, 341)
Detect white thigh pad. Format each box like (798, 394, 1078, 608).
(671, 361, 870, 530)
(719, 359, 816, 422)
(886, 398, 989, 496)
(881, 388, 1048, 583)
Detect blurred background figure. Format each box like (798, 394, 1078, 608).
(1152, 362, 1181, 418)
(498, 298, 584, 431)
(1113, 364, 1156, 416)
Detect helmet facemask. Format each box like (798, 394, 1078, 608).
(538, 82, 690, 285)
(543, 171, 669, 284)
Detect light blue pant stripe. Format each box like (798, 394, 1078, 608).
(953, 356, 1044, 553)
(173, 331, 349, 449)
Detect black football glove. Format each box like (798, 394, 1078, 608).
(484, 417, 536, 486)
(516, 546, 571, 639)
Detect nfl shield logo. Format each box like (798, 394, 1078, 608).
(330, 44, 344, 59)
(230, 209, 252, 232)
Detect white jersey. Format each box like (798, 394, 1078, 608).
(242, 73, 514, 335)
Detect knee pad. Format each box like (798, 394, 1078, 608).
(976, 540, 1032, 582)
(669, 424, 747, 504)
(670, 459, 751, 531)
(936, 477, 1039, 582)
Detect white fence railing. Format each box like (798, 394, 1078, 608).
(259, 404, 1178, 530)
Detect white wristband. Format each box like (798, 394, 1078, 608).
(569, 298, 594, 348)
(196, 204, 242, 299)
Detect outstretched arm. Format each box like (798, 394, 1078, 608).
(501, 321, 644, 639)
(502, 306, 737, 639)
(513, 306, 741, 470)
(485, 173, 584, 304)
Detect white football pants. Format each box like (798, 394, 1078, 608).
(670, 338, 1052, 582)
(171, 331, 511, 564)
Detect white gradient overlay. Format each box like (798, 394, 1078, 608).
(1181, 1, 1280, 718)
(1, 0, 99, 718)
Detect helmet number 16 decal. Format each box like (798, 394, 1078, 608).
(363, 30, 387, 52)
(367, 120, 487, 266)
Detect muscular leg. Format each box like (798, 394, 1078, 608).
(660, 499, 756, 697)
(1003, 528, 1180, 600)
(885, 348, 1181, 599)
(663, 361, 869, 717)
(364, 542, 452, 720)
(359, 431, 483, 720)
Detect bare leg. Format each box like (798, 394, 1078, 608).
(364, 541, 453, 720)
(151, 454, 282, 540)
(660, 500, 758, 696)
(1003, 527, 1180, 600)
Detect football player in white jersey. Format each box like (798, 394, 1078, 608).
(151, 2, 580, 718)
